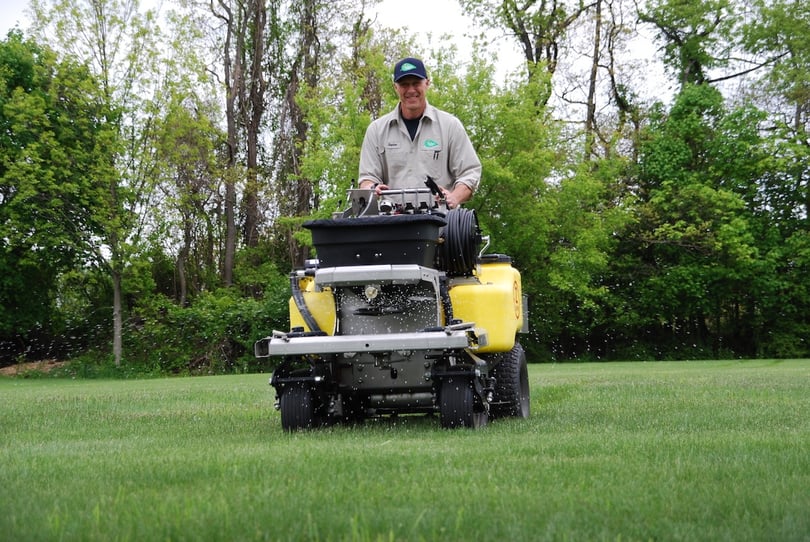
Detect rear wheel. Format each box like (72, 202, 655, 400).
(439, 377, 488, 429)
(491, 342, 530, 419)
(280, 384, 322, 430)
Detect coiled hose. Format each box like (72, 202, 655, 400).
(437, 208, 481, 276)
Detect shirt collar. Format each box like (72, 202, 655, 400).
(391, 101, 435, 124)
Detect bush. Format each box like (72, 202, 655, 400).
(123, 284, 289, 375)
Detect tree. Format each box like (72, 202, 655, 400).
(584, 0, 604, 158)
(153, 97, 225, 305)
(30, 0, 168, 366)
(0, 30, 119, 359)
(638, 0, 735, 88)
(625, 84, 763, 357)
(438, 54, 562, 357)
(581, 0, 644, 162)
(295, 1, 403, 216)
(271, 0, 327, 267)
(742, 0, 809, 223)
(462, 0, 596, 78)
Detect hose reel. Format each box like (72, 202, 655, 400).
(437, 208, 482, 276)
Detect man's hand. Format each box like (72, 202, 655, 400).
(443, 184, 473, 209)
(358, 180, 389, 195)
(360, 180, 472, 208)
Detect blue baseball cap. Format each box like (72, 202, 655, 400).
(393, 57, 428, 82)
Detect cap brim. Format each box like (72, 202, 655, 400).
(394, 74, 427, 82)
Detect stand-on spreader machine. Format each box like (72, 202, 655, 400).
(255, 182, 530, 429)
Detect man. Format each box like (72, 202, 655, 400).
(357, 57, 482, 209)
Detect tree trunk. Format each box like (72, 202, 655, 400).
(277, 0, 321, 267)
(178, 221, 190, 306)
(243, 0, 267, 250)
(112, 266, 123, 367)
(585, 0, 603, 159)
(217, 0, 240, 286)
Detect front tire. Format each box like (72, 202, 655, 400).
(439, 377, 488, 429)
(491, 342, 530, 419)
(279, 384, 322, 430)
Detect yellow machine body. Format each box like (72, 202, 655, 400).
(449, 260, 523, 353)
(288, 259, 524, 352)
(289, 276, 336, 334)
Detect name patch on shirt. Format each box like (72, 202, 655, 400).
(386, 142, 401, 150)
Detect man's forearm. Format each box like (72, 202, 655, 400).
(444, 183, 473, 209)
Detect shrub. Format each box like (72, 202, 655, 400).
(123, 285, 289, 375)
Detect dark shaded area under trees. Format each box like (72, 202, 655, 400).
(1, 0, 808, 373)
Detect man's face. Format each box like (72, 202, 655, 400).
(395, 76, 430, 117)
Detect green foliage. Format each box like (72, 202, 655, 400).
(297, 57, 374, 211)
(54, 267, 114, 352)
(440, 62, 560, 357)
(468, 66, 557, 262)
(146, 94, 227, 297)
(543, 164, 633, 348)
(605, 83, 770, 359)
(742, 0, 810, 107)
(751, 230, 810, 358)
(0, 31, 119, 355)
(124, 283, 289, 374)
(5, 1, 810, 366)
(640, 0, 736, 85)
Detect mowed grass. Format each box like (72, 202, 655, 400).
(1, 360, 808, 541)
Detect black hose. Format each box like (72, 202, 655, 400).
(438, 208, 481, 276)
(290, 273, 321, 333)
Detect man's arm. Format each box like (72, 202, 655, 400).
(358, 122, 384, 190)
(446, 115, 482, 202)
(443, 183, 473, 209)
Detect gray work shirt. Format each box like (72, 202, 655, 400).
(358, 102, 481, 194)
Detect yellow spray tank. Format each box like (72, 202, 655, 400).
(449, 254, 525, 354)
(288, 274, 336, 335)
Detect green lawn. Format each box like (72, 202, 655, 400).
(1, 360, 808, 541)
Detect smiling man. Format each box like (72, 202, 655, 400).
(358, 57, 482, 209)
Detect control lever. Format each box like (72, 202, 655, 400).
(424, 176, 449, 210)
(424, 175, 442, 197)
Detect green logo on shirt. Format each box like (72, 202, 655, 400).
(424, 139, 439, 148)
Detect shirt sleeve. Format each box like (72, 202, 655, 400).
(447, 115, 482, 194)
(358, 121, 384, 185)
